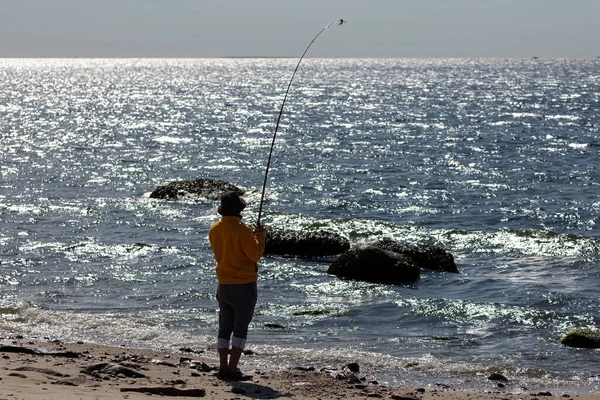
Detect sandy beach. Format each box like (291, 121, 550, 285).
(1, 338, 599, 400)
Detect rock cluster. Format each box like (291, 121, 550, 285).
(149, 179, 459, 281)
(327, 239, 458, 284)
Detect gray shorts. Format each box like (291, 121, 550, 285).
(216, 281, 257, 349)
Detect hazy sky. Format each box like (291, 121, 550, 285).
(1, 0, 599, 58)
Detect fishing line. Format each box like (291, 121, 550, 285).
(257, 19, 346, 226)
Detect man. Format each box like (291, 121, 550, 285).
(208, 191, 266, 381)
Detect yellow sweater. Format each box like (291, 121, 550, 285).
(209, 216, 266, 284)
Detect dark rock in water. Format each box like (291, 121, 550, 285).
(561, 329, 600, 348)
(327, 238, 458, 284)
(150, 178, 243, 201)
(265, 228, 350, 257)
(488, 373, 508, 381)
(373, 238, 458, 273)
(292, 309, 330, 316)
(344, 362, 360, 373)
(264, 322, 286, 329)
(327, 244, 420, 284)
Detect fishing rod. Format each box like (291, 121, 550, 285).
(256, 19, 346, 227)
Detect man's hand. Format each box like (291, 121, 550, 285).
(254, 224, 265, 233)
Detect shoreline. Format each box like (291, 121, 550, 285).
(2, 337, 599, 400)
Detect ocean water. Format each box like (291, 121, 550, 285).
(1, 58, 599, 393)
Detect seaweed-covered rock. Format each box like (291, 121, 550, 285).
(561, 329, 600, 348)
(373, 238, 458, 273)
(150, 178, 243, 201)
(265, 228, 350, 257)
(327, 244, 420, 284)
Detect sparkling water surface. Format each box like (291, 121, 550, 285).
(1, 58, 599, 392)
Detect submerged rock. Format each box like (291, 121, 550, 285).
(561, 329, 600, 348)
(327, 244, 420, 284)
(150, 178, 243, 201)
(265, 228, 350, 257)
(373, 238, 458, 273)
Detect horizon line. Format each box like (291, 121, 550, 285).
(1, 56, 600, 60)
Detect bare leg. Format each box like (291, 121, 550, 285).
(227, 346, 244, 372)
(218, 348, 229, 373)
